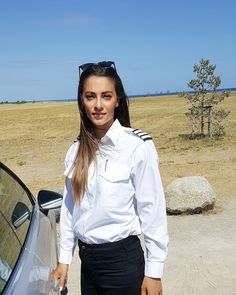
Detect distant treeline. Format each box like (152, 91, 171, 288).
(1, 88, 235, 104)
(0, 100, 30, 104)
(129, 87, 236, 99)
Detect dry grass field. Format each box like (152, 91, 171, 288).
(0, 93, 235, 207)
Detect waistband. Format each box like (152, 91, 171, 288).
(78, 235, 139, 249)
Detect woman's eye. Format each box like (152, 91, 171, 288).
(103, 95, 112, 100)
(85, 95, 94, 101)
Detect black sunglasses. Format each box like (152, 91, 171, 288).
(79, 61, 116, 76)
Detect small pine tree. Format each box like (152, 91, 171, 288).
(180, 58, 230, 138)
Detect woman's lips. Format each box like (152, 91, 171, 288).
(92, 112, 106, 118)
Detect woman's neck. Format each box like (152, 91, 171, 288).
(94, 127, 108, 139)
(94, 120, 114, 139)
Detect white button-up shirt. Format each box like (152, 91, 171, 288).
(59, 119, 168, 278)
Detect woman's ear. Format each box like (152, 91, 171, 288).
(115, 99, 119, 107)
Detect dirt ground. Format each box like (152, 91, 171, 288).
(0, 94, 235, 203)
(66, 197, 236, 294)
(0, 93, 236, 294)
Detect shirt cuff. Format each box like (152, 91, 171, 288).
(145, 260, 164, 278)
(59, 249, 73, 265)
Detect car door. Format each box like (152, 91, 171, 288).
(0, 162, 59, 295)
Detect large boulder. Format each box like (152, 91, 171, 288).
(165, 176, 216, 214)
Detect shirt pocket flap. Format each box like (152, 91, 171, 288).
(100, 161, 131, 182)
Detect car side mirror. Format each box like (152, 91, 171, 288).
(38, 190, 63, 210)
(12, 202, 31, 229)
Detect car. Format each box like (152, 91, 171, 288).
(0, 162, 65, 294)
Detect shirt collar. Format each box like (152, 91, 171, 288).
(100, 119, 123, 146)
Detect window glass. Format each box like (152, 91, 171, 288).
(0, 168, 33, 244)
(0, 213, 21, 292)
(0, 166, 33, 291)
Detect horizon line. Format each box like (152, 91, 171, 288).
(0, 87, 235, 104)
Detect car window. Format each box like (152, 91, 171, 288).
(0, 167, 33, 244)
(0, 166, 33, 292)
(0, 213, 21, 293)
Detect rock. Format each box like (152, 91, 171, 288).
(165, 176, 216, 214)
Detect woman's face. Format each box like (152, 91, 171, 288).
(82, 75, 119, 137)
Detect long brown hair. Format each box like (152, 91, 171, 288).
(72, 63, 130, 202)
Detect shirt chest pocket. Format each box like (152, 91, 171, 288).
(97, 161, 133, 207)
(99, 161, 131, 183)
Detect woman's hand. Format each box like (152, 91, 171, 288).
(141, 276, 163, 295)
(49, 263, 68, 291)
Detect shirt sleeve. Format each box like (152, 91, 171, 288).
(131, 140, 169, 278)
(58, 145, 77, 264)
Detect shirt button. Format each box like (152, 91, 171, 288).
(82, 245, 86, 249)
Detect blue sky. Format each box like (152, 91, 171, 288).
(0, 0, 236, 101)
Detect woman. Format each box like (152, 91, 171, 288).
(51, 61, 168, 295)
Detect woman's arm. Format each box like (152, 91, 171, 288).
(59, 142, 78, 264)
(132, 140, 168, 290)
(59, 177, 76, 264)
(50, 144, 77, 288)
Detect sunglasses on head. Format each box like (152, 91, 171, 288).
(79, 61, 116, 76)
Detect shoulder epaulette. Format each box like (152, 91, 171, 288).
(131, 128, 152, 141)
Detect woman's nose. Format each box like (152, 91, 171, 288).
(94, 98, 103, 109)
